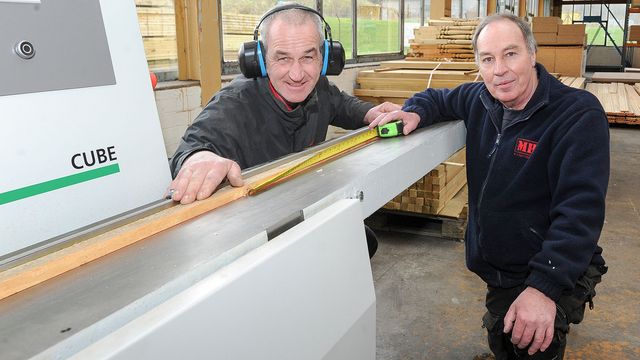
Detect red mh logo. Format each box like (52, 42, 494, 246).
(514, 138, 537, 159)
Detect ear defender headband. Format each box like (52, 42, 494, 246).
(238, 4, 346, 78)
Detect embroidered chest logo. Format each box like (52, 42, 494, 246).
(514, 138, 538, 159)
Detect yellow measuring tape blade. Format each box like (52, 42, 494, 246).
(248, 128, 379, 195)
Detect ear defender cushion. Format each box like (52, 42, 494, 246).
(321, 39, 329, 76)
(256, 41, 267, 77)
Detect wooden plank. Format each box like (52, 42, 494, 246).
(358, 69, 480, 81)
(410, 39, 473, 45)
(560, 76, 575, 86)
(354, 96, 406, 105)
(432, 166, 467, 213)
(592, 72, 640, 83)
(618, 82, 630, 113)
(438, 186, 468, 219)
(142, 37, 178, 60)
(445, 146, 466, 164)
(353, 89, 418, 98)
(445, 162, 465, 183)
(357, 78, 477, 91)
(427, 19, 480, 26)
(0, 151, 320, 300)
(572, 77, 586, 89)
(625, 84, 640, 115)
(375, 61, 476, 72)
(407, 53, 476, 60)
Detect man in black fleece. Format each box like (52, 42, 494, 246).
(371, 13, 609, 359)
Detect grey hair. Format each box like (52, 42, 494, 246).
(258, 4, 324, 51)
(471, 13, 537, 62)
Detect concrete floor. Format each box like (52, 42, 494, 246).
(370, 126, 640, 359)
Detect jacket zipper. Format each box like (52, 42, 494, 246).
(477, 133, 501, 209)
(529, 227, 544, 241)
(477, 101, 545, 210)
(477, 97, 545, 288)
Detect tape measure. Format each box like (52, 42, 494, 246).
(378, 120, 404, 138)
(248, 121, 403, 195)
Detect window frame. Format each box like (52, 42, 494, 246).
(220, 0, 406, 75)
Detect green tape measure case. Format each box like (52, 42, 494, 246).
(377, 120, 404, 138)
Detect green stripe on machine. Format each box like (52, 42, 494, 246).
(0, 163, 120, 205)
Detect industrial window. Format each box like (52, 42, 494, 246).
(356, 0, 401, 55)
(561, 3, 624, 46)
(135, 0, 492, 79)
(527, 0, 538, 16)
(405, 0, 422, 54)
(221, 0, 405, 74)
(497, 0, 517, 14)
(220, 0, 315, 63)
(323, 0, 355, 60)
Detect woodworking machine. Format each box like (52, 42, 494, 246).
(0, 1, 466, 359)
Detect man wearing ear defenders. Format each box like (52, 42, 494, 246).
(167, 3, 399, 256)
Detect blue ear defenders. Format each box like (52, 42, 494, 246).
(238, 4, 346, 78)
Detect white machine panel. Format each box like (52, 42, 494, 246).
(70, 199, 376, 360)
(0, 0, 171, 257)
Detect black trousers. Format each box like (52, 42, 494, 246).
(482, 265, 606, 360)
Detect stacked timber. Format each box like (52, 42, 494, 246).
(407, 18, 479, 61)
(558, 76, 586, 89)
(384, 147, 468, 218)
(135, 0, 178, 71)
(221, 13, 261, 60)
(586, 82, 640, 125)
(354, 60, 480, 105)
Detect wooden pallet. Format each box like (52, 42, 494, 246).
(366, 210, 467, 241)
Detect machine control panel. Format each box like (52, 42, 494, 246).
(0, 0, 115, 96)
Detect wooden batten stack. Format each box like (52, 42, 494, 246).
(354, 60, 480, 105)
(136, 0, 178, 71)
(407, 18, 479, 61)
(558, 76, 586, 89)
(384, 147, 468, 218)
(586, 82, 640, 125)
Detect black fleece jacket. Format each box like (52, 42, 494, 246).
(404, 64, 609, 301)
(170, 76, 373, 176)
